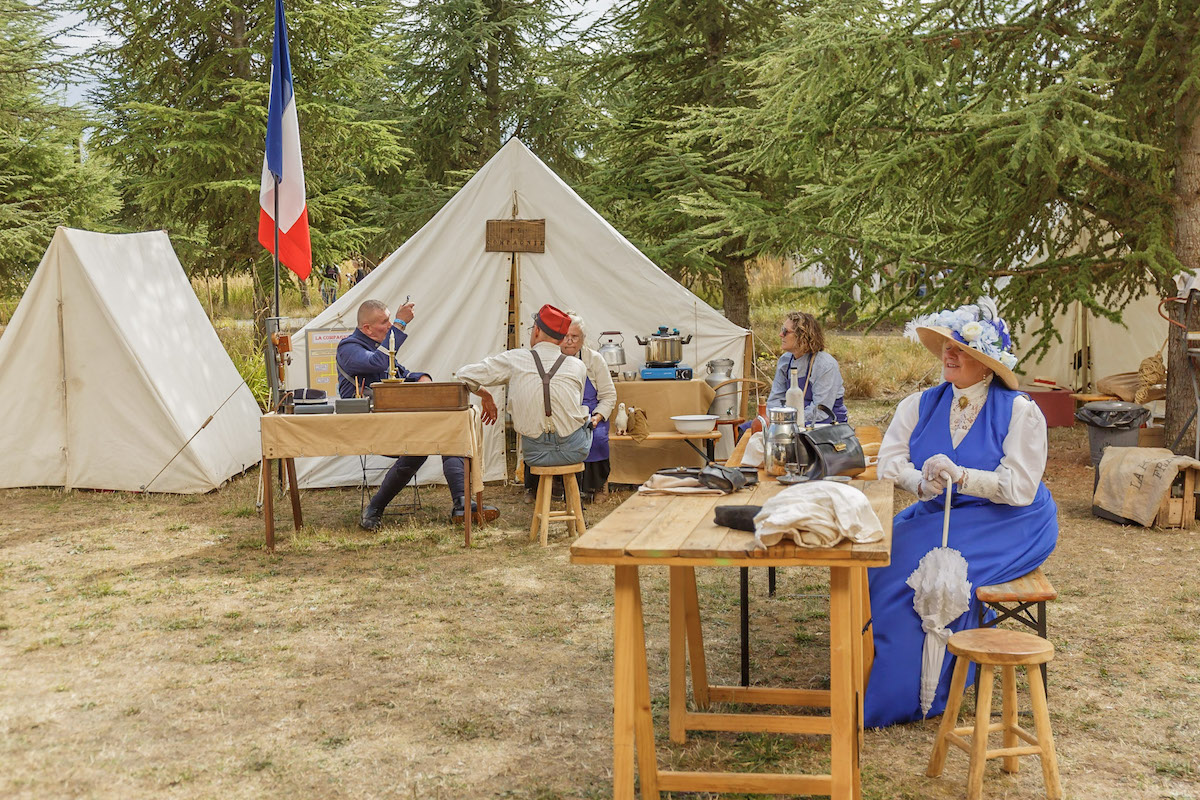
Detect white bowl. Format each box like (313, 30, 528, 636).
(671, 414, 718, 435)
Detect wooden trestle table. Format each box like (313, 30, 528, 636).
(569, 478, 893, 799)
(259, 408, 485, 550)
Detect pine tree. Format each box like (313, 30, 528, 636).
(689, 0, 1200, 440)
(77, 0, 410, 309)
(0, 0, 118, 291)
(583, 0, 803, 327)
(366, 0, 592, 255)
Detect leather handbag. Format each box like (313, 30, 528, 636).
(798, 407, 866, 480)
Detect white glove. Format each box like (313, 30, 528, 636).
(921, 453, 964, 485)
(917, 474, 946, 501)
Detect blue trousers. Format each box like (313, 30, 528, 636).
(368, 455, 465, 512)
(522, 425, 592, 467)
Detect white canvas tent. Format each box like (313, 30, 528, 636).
(1009, 227, 1184, 391)
(288, 138, 749, 488)
(0, 228, 262, 493)
(1012, 292, 1168, 391)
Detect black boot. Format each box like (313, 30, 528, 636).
(451, 496, 500, 524)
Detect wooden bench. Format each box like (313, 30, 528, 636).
(976, 567, 1057, 695)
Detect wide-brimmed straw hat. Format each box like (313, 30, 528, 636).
(905, 298, 1020, 390)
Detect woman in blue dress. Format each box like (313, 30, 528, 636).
(866, 299, 1058, 728)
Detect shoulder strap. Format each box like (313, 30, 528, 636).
(530, 349, 568, 417)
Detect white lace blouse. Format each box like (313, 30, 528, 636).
(878, 377, 1049, 506)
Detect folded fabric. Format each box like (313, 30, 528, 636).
(637, 474, 725, 495)
(628, 407, 650, 442)
(1094, 446, 1200, 526)
(741, 431, 765, 468)
(751, 481, 884, 551)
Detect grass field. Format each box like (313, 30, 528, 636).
(3, 419, 1198, 799)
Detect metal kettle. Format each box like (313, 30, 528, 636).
(597, 331, 627, 371)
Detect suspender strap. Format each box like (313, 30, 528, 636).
(530, 350, 567, 418)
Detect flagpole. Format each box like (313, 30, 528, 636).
(273, 175, 281, 319)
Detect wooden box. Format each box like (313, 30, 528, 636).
(1155, 466, 1199, 529)
(370, 381, 470, 412)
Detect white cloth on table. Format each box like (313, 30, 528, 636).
(741, 431, 765, 468)
(879, 385, 1047, 504)
(751, 481, 883, 551)
(456, 341, 589, 437)
(637, 474, 725, 495)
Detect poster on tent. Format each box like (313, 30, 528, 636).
(306, 330, 352, 392)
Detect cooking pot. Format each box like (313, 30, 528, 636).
(636, 326, 693, 366)
(597, 331, 626, 370)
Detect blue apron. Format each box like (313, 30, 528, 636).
(863, 381, 1058, 727)
(583, 377, 609, 462)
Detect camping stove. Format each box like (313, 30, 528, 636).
(640, 365, 693, 381)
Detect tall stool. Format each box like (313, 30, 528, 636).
(927, 628, 1062, 800)
(528, 464, 586, 546)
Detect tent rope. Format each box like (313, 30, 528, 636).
(140, 381, 249, 492)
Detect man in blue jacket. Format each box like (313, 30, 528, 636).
(337, 299, 499, 529)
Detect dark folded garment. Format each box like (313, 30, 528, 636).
(714, 505, 762, 531)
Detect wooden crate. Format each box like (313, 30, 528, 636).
(1155, 466, 1199, 529)
(370, 381, 470, 412)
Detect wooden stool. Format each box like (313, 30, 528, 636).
(976, 567, 1057, 696)
(928, 628, 1062, 800)
(529, 464, 586, 546)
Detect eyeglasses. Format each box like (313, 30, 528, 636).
(562, 334, 582, 343)
(780, 328, 795, 338)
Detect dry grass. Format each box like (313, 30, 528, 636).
(3, 421, 1199, 800)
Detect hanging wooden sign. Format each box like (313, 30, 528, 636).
(486, 219, 545, 253)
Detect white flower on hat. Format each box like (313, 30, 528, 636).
(961, 321, 984, 342)
(999, 352, 1018, 369)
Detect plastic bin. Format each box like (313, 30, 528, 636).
(1075, 400, 1151, 468)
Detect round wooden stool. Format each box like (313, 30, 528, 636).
(529, 464, 586, 546)
(927, 628, 1062, 800)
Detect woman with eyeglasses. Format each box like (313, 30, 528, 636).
(769, 311, 848, 425)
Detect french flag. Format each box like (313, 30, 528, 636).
(258, 0, 311, 281)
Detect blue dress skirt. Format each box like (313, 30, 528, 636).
(863, 381, 1058, 728)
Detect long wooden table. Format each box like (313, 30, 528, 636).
(259, 409, 485, 550)
(570, 478, 893, 799)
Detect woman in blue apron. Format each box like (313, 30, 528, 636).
(867, 299, 1058, 727)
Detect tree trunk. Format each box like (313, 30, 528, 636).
(221, 273, 229, 307)
(720, 248, 751, 328)
(483, 0, 502, 157)
(299, 276, 311, 308)
(1165, 63, 1200, 452)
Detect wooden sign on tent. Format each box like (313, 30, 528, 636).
(485, 219, 545, 253)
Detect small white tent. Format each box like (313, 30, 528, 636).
(288, 138, 749, 488)
(0, 228, 262, 493)
(1009, 227, 1182, 390)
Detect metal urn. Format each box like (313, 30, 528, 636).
(764, 406, 804, 477)
(705, 358, 737, 418)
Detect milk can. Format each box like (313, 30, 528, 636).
(764, 406, 802, 477)
(705, 358, 737, 418)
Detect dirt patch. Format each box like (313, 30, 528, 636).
(2, 423, 1198, 799)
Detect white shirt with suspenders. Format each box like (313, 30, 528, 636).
(456, 342, 589, 438)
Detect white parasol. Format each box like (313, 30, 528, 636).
(906, 481, 972, 716)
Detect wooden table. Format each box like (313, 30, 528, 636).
(609, 430, 721, 462)
(259, 409, 485, 550)
(570, 479, 893, 799)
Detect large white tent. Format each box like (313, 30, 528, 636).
(1009, 227, 1189, 390)
(0, 228, 262, 493)
(287, 138, 749, 488)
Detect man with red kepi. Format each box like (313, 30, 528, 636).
(457, 304, 592, 472)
